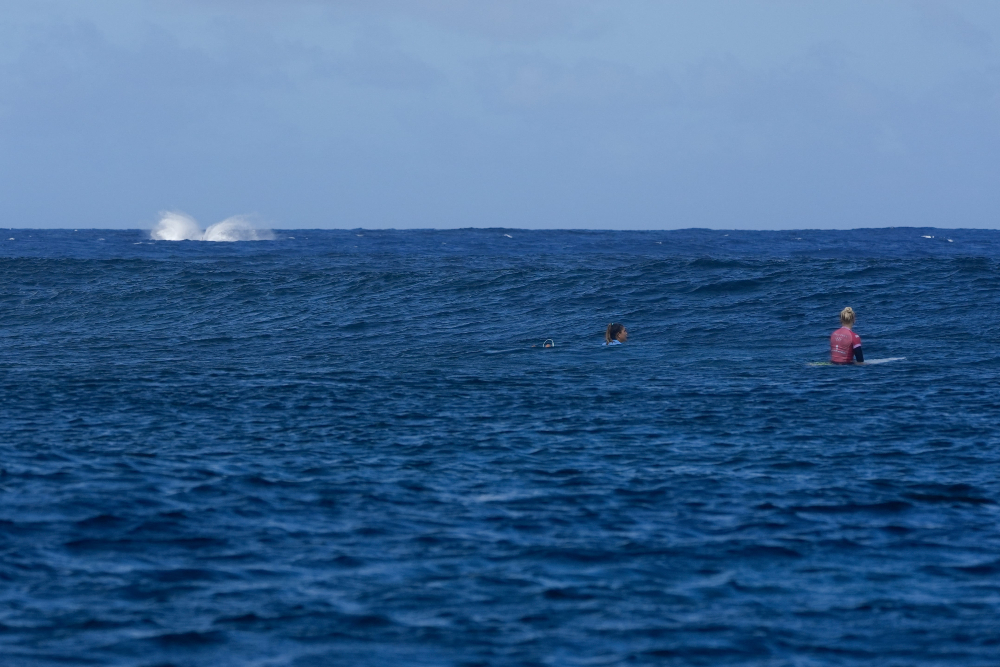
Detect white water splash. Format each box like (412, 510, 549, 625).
(204, 217, 275, 241)
(150, 211, 274, 242)
(150, 212, 202, 240)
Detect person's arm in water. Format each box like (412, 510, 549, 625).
(850, 318, 863, 363)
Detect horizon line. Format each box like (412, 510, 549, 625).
(4, 226, 999, 233)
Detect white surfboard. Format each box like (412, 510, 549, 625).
(808, 357, 905, 366)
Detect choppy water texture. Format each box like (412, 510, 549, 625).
(2, 228, 1000, 667)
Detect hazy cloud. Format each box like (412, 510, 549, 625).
(915, 1, 992, 51)
(185, 0, 605, 42)
(2, 1, 1000, 228)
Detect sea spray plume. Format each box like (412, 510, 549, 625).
(150, 211, 203, 241)
(150, 211, 275, 241)
(203, 216, 275, 241)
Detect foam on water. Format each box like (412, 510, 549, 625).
(150, 211, 274, 241)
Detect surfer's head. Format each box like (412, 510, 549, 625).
(606, 323, 627, 343)
(840, 307, 856, 327)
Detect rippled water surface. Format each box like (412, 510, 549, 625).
(2, 228, 1000, 666)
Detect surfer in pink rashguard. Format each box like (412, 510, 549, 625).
(830, 307, 864, 364)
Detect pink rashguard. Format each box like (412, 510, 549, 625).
(830, 327, 862, 364)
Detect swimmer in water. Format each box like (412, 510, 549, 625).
(603, 323, 627, 346)
(830, 307, 864, 364)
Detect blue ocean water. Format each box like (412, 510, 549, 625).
(2, 227, 999, 666)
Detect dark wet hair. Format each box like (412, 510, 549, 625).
(606, 323, 625, 344)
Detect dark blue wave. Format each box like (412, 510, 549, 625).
(1, 228, 999, 665)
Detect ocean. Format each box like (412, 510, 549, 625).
(2, 227, 999, 666)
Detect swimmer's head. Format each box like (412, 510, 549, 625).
(606, 322, 627, 343)
(840, 307, 856, 327)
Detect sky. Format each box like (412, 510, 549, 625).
(2, 0, 1000, 230)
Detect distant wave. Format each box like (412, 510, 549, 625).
(150, 211, 275, 242)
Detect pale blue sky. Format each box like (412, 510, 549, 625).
(2, 1, 1000, 229)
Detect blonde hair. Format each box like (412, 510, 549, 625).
(840, 307, 856, 327)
